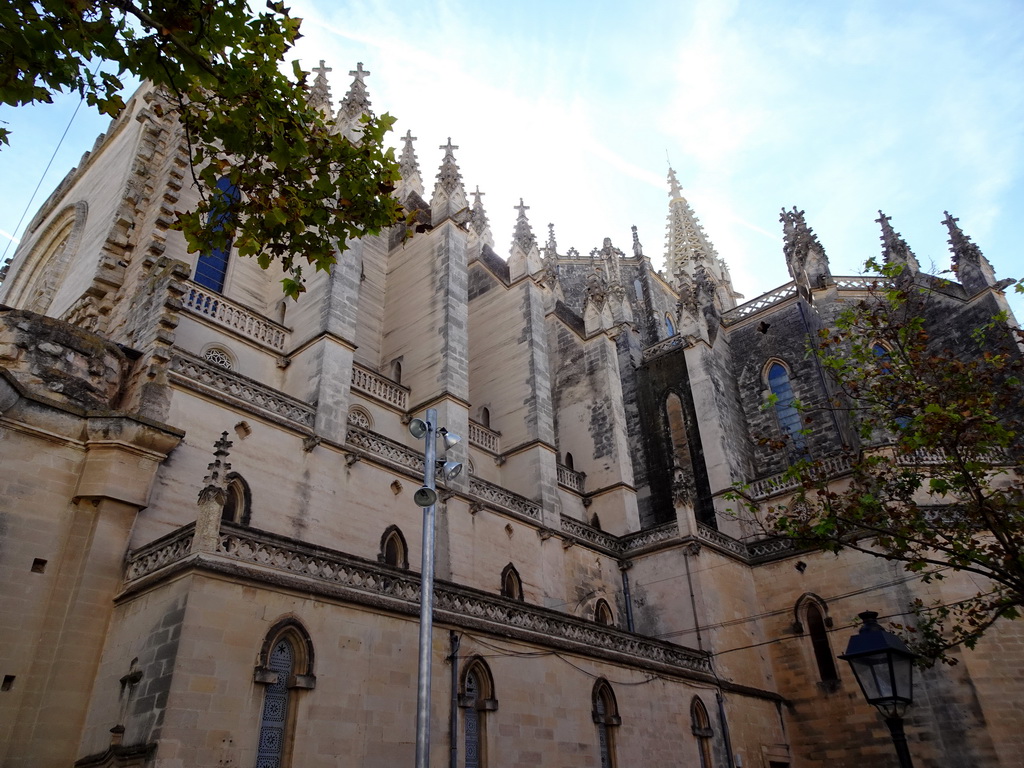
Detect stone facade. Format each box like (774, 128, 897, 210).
(0, 69, 1021, 768)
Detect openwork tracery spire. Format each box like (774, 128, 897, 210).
(468, 186, 494, 249)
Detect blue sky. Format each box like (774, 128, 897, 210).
(1, 0, 1021, 315)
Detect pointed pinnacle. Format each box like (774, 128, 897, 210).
(512, 198, 536, 253)
(667, 167, 683, 198)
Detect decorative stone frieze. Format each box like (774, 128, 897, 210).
(169, 352, 315, 428)
(122, 522, 713, 678)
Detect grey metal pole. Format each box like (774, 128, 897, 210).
(415, 408, 438, 768)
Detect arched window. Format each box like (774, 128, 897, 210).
(500, 563, 523, 601)
(592, 679, 620, 768)
(391, 360, 402, 385)
(460, 658, 498, 768)
(379, 525, 409, 569)
(5, 201, 87, 315)
(690, 697, 714, 768)
(194, 176, 239, 293)
(253, 619, 316, 768)
(767, 362, 806, 455)
(795, 595, 839, 686)
(221, 473, 251, 525)
(564, 452, 575, 471)
(480, 407, 491, 429)
(203, 345, 234, 370)
(594, 599, 614, 626)
(665, 313, 675, 337)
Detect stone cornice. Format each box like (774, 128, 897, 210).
(120, 522, 725, 683)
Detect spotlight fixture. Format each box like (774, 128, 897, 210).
(440, 460, 463, 482)
(413, 486, 438, 508)
(438, 427, 461, 450)
(409, 418, 428, 439)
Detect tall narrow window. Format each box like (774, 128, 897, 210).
(803, 601, 839, 685)
(767, 362, 806, 454)
(592, 680, 620, 768)
(253, 620, 316, 768)
(665, 313, 675, 337)
(564, 452, 574, 471)
(480, 407, 491, 429)
(500, 563, 523, 601)
(460, 658, 497, 768)
(257, 637, 293, 768)
(194, 176, 239, 293)
(691, 697, 714, 768)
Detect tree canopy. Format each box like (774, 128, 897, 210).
(746, 262, 1024, 664)
(0, 0, 402, 298)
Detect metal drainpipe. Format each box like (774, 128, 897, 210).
(716, 689, 736, 768)
(449, 631, 460, 768)
(683, 544, 704, 651)
(619, 562, 635, 632)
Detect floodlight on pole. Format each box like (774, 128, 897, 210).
(411, 408, 461, 768)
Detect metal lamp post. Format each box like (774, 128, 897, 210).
(409, 408, 462, 768)
(840, 611, 918, 768)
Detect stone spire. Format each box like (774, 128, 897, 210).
(336, 62, 374, 142)
(394, 130, 425, 202)
(192, 431, 233, 553)
(545, 223, 558, 256)
(468, 186, 494, 250)
(308, 60, 334, 115)
(631, 225, 644, 258)
(876, 211, 920, 276)
(942, 211, 997, 293)
(430, 138, 468, 226)
(508, 199, 542, 280)
(780, 207, 831, 299)
(664, 167, 736, 308)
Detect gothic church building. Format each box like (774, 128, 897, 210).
(0, 65, 1021, 768)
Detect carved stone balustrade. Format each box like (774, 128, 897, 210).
(182, 282, 288, 351)
(468, 420, 500, 453)
(350, 364, 409, 410)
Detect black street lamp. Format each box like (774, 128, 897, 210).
(840, 611, 917, 768)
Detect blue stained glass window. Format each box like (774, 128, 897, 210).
(194, 176, 239, 293)
(256, 639, 293, 768)
(465, 670, 480, 768)
(768, 363, 806, 454)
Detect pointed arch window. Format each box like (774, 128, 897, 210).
(690, 697, 714, 768)
(592, 679, 620, 768)
(460, 658, 498, 768)
(665, 313, 675, 337)
(594, 599, 614, 626)
(767, 362, 806, 455)
(500, 563, 523, 601)
(795, 595, 839, 686)
(253, 619, 316, 768)
(221, 473, 251, 526)
(194, 176, 239, 293)
(379, 525, 409, 569)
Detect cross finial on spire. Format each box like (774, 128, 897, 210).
(308, 59, 334, 113)
(514, 198, 530, 217)
(511, 198, 536, 254)
(471, 185, 485, 205)
(350, 62, 369, 81)
(546, 223, 558, 253)
(440, 137, 459, 155)
(875, 210, 920, 275)
(942, 211, 996, 291)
